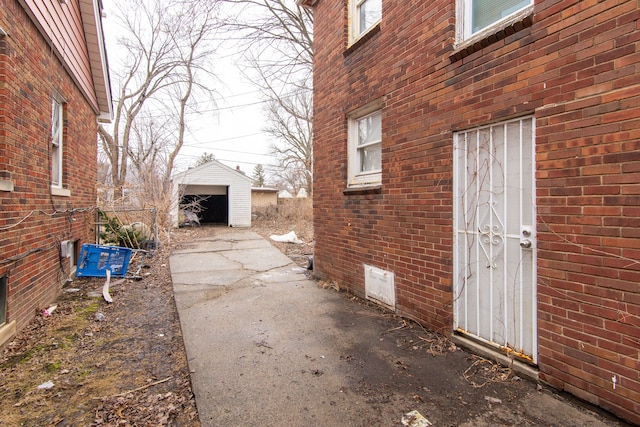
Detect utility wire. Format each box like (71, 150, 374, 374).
(182, 131, 268, 147)
(0, 207, 97, 231)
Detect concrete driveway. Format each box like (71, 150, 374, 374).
(170, 228, 627, 427)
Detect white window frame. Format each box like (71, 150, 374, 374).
(456, 0, 533, 45)
(51, 97, 64, 188)
(348, 104, 382, 188)
(50, 95, 70, 196)
(349, 0, 382, 44)
(0, 275, 6, 326)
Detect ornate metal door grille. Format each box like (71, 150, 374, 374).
(453, 117, 537, 363)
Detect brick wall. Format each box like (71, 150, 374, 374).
(0, 0, 98, 340)
(312, 0, 639, 423)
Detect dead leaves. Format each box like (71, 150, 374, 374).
(317, 280, 339, 291)
(463, 355, 514, 388)
(93, 386, 198, 426)
(416, 334, 458, 356)
(0, 245, 199, 427)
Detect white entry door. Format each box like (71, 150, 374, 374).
(453, 117, 537, 364)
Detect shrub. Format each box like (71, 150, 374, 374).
(98, 210, 151, 249)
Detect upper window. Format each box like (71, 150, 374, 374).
(348, 109, 382, 187)
(350, 0, 382, 43)
(51, 98, 64, 188)
(460, 0, 532, 41)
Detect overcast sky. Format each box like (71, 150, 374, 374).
(102, 1, 277, 178)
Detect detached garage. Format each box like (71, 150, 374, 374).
(170, 160, 252, 228)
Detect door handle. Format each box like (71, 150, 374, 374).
(520, 239, 532, 249)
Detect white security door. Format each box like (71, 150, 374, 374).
(453, 117, 537, 364)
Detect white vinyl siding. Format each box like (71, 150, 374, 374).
(170, 160, 252, 228)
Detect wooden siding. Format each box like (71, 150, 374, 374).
(20, 0, 101, 114)
(78, 0, 111, 121)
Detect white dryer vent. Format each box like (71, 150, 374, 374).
(364, 264, 395, 310)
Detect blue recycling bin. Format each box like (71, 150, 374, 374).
(76, 244, 132, 278)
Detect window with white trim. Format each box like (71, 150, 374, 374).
(51, 98, 64, 187)
(349, 0, 382, 43)
(348, 109, 382, 187)
(459, 0, 532, 41)
(0, 275, 6, 326)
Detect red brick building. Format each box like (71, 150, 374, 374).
(0, 0, 112, 346)
(301, 0, 639, 423)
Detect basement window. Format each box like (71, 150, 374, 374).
(70, 240, 80, 275)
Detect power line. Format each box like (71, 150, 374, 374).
(123, 97, 268, 119)
(111, 87, 301, 118)
(182, 132, 270, 148)
(177, 152, 283, 171)
(183, 146, 273, 158)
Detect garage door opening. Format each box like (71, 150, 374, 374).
(171, 160, 252, 228)
(181, 189, 229, 226)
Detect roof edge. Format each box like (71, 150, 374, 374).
(172, 159, 253, 183)
(296, 0, 317, 8)
(79, 0, 113, 121)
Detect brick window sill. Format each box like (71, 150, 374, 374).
(51, 186, 71, 197)
(450, 6, 534, 63)
(343, 185, 382, 196)
(0, 179, 13, 192)
(344, 23, 381, 58)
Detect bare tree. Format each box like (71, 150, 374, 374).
(222, 0, 313, 80)
(272, 164, 307, 198)
(99, 0, 220, 197)
(221, 0, 314, 195)
(128, 113, 170, 178)
(265, 86, 312, 194)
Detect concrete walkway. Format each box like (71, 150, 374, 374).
(170, 229, 628, 427)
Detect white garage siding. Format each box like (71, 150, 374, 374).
(170, 161, 252, 228)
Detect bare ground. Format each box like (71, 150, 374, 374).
(0, 206, 314, 426)
(0, 239, 198, 426)
(0, 205, 629, 426)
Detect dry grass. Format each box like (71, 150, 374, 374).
(251, 198, 314, 267)
(253, 198, 312, 238)
(97, 170, 175, 243)
(0, 246, 198, 426)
